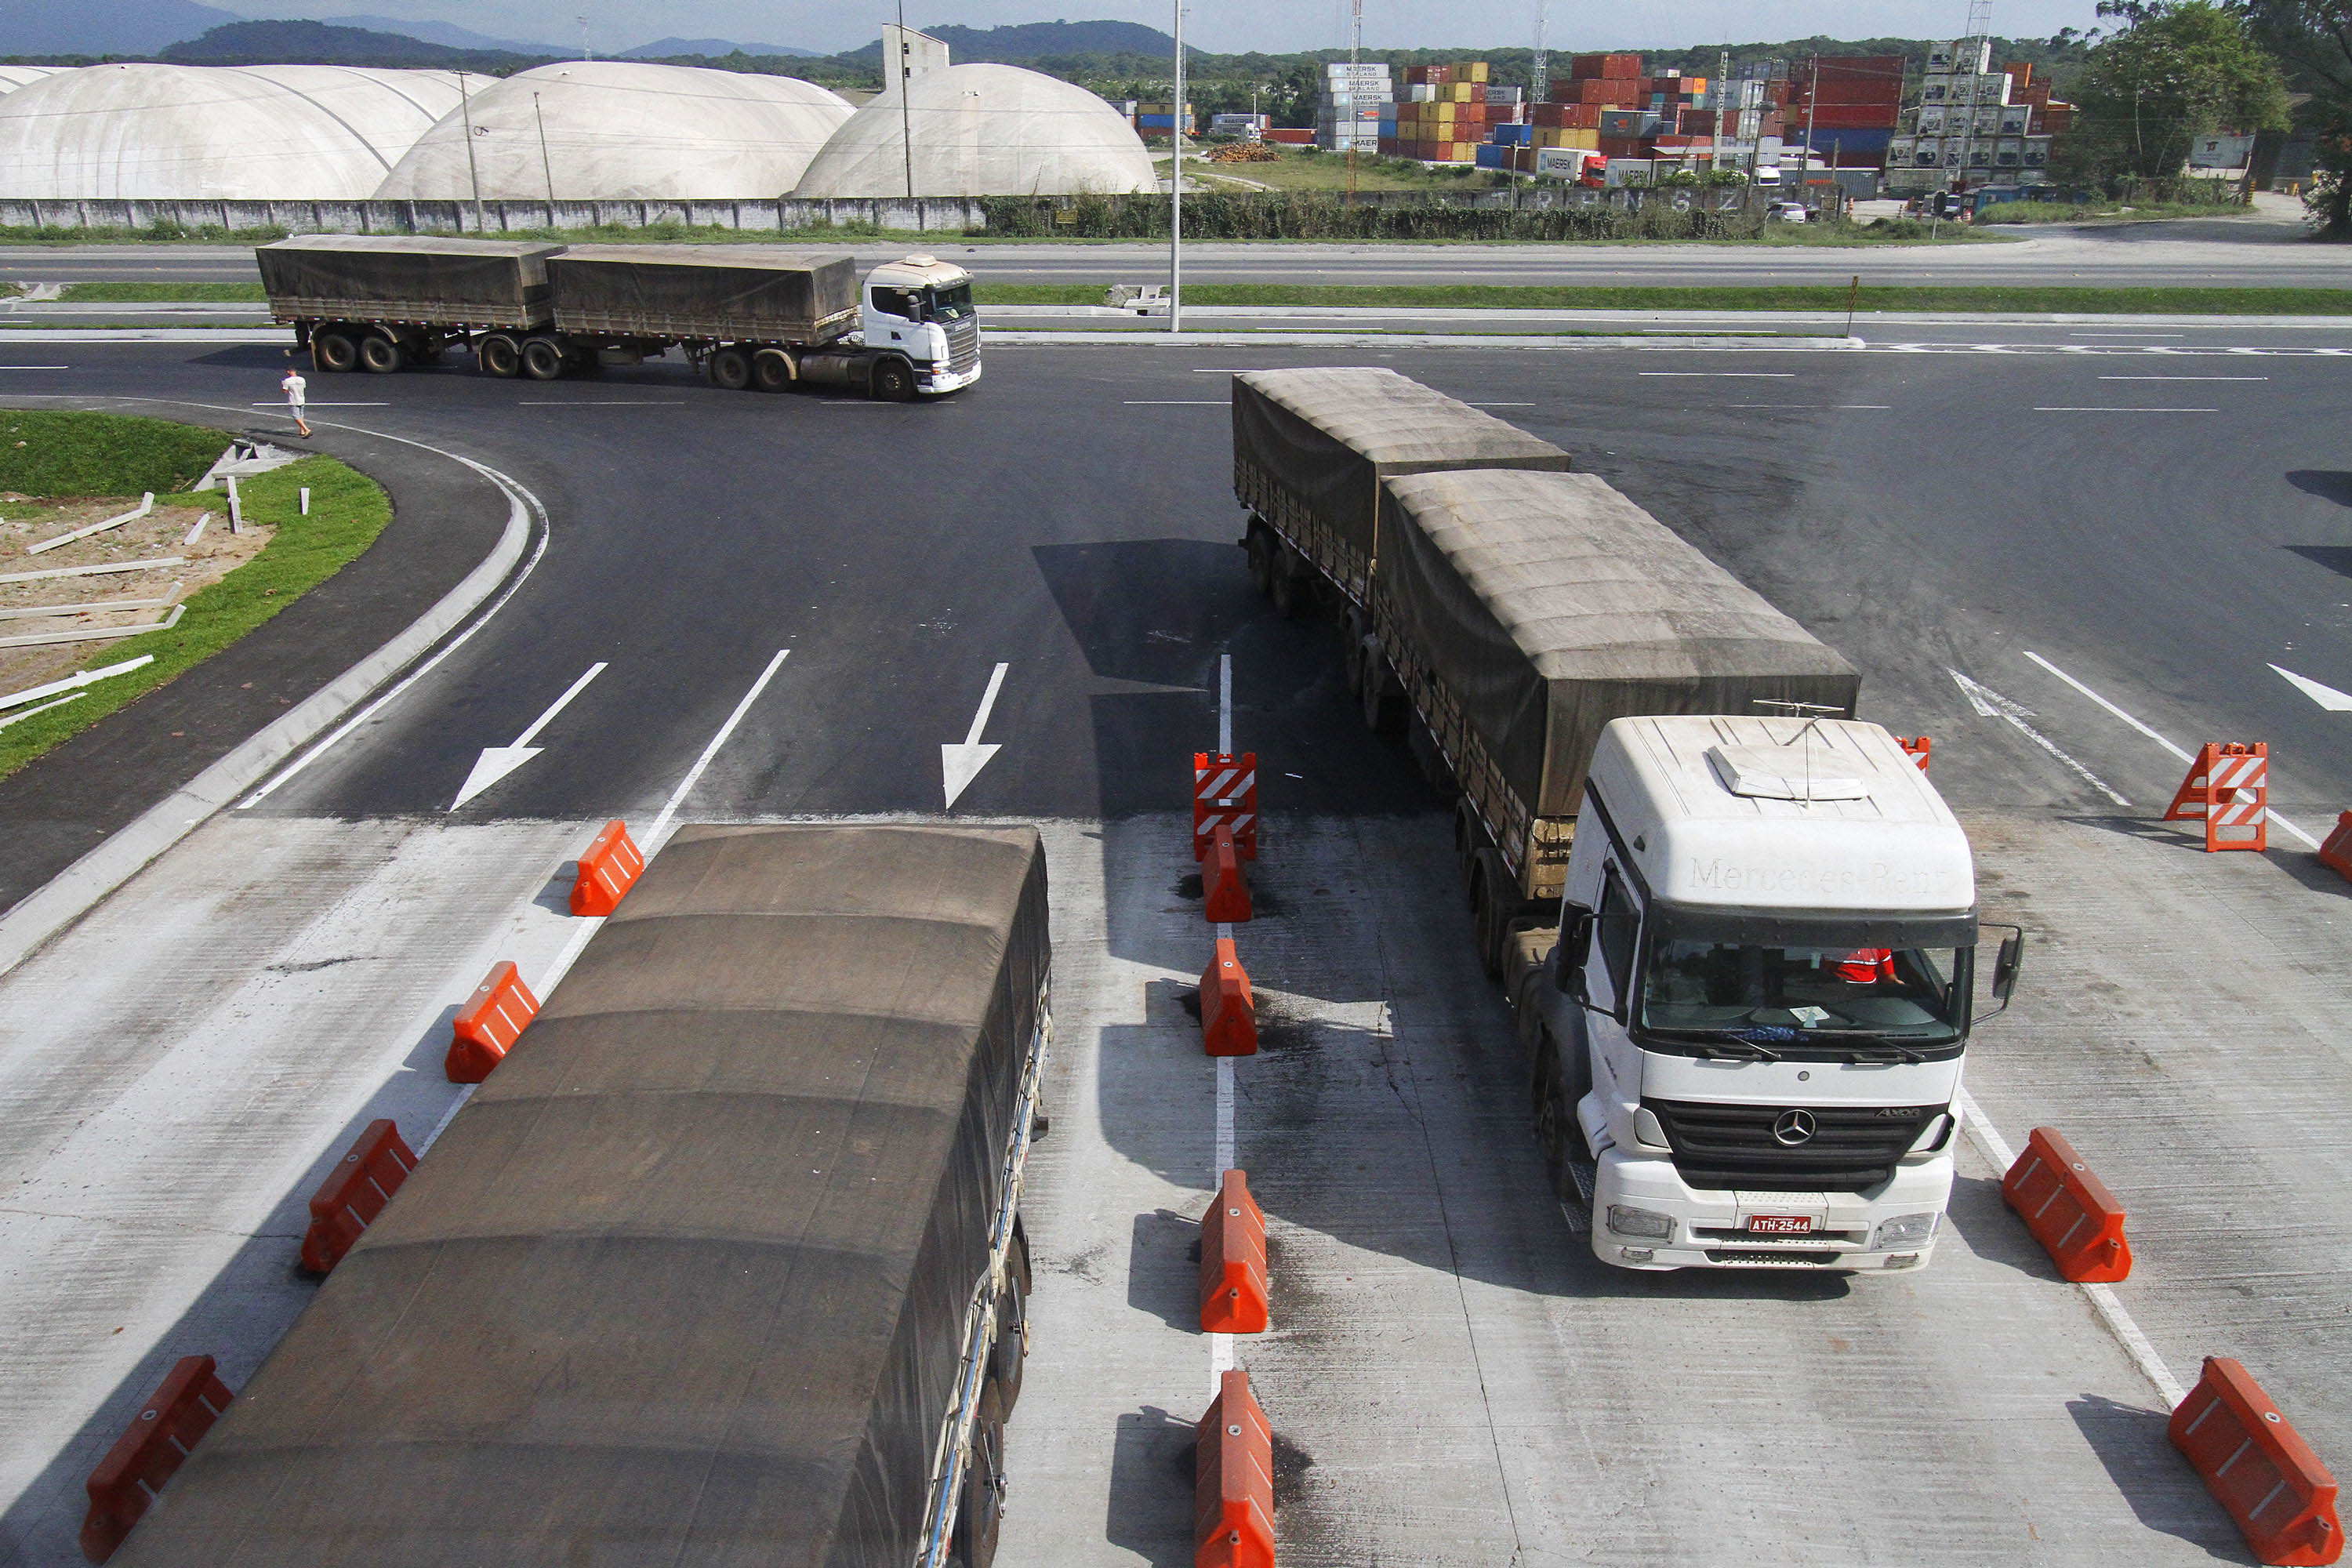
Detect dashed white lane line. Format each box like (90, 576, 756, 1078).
(1124, 399, 1225, 405)
(2099, 375, 2267, 381)
(2032, 405, 2218, 413)
(1638, 371, 1796, 377)
(420, 648, 793, 1157)
(2022, 651, 2320, 848)
(1954, 1090, 2189, 1409)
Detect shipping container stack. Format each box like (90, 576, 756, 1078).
(1786, 55, 1904, 176)
(1134, 100, 1196, 138)
(1381, 62, 1511, 165)
(1886, 42, 2073, 191)
(1318, 60, 1392, 152)
(1209, 111, 1272, 140)
(1486, 54, 1788, 180)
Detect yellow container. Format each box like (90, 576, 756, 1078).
(1465, 61, 1491, 83)
(1565, 129, 1599, 149)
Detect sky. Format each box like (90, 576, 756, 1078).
(230, 0, 2108, 58)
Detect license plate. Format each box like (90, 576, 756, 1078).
(1747, 1214, 1815, 1235)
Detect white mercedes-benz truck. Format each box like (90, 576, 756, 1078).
(1538, 714, 2019, 1273)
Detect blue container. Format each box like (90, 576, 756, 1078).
(1491, 122, 1530, 146)
(1475, 143, 1505, 168)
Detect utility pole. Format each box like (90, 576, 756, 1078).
(896, 1, 917, 201)
(533, 92, 556, 206)
(1803, 53, 1818, 191)
(457, 71, 485, 231)
(1952, 0, 1993, 203)
(1171, 0, 1184, 333)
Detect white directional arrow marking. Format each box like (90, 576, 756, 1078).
(449, 662, 607, 811)
(2270, 663, 2352, 712)
(1948, 667, 2132, 807)
(942, 662, 1009, 809)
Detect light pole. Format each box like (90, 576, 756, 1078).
(1171, 0, 1185, 333)
(896, 0, 917, 201)
(457, 71, 485, 231)
(533, 92, 556, 207)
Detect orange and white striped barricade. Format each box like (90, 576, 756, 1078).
(1193, 752, 1258, 862)
(2164, 742, 2268, 852)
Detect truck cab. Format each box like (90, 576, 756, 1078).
(862, 255, 982, 395)
(1534, 714, 2019, 1273)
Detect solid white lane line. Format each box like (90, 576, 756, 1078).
(2099, 375, 2266, 381)
(2271, 664, 2352, 712)
(1123, 399, 1225, 405)
(2022, 651, 2320, 848)
(645, 648, 791, 844)
(517, 400, 688, 405)
(1954, 1088, 2188, 1409)
(1639, 371, 1796, 377)
(1211, 649, 1239, 1395)
(2032, 406, 2217, 413)
(2069, 331, 2184, 338)
(1951, 669, 2132, 806)
(0, 365, 68, 370)
(246, 401, 388, 406)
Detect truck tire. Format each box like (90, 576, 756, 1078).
(478, 334, 521, 378)
(358, 332, 403, 374)
(1533, 1036, 1581, 1205)
(1359, 645, 1403, 735)
(1472, 848, 1515, 980)
(710, 346, 752, 391)
(1011, 1212, 1033, 1296)
(1340, 608, 1367, 695)
(986, 1269, 1027, 1414)
(521, 337, 567, 381)
(752, 348, 794, 393)
(870, 356, 915, 401)
(313, 330, 358, 373)
(950, 1392, 1006, 1568)
(1407, 715, 1453, 793)
(1245, 529, 1275, 600)
(1269, 549, 1307, 619)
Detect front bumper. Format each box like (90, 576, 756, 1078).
(920, 359, 982, 395)
(1592, 1147, 1953, 1272)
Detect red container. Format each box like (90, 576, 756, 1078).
(1567, 52, 1642, 79)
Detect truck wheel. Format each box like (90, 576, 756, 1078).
(1472, 848, 1515, 980)
(521, 337, 567, 381)
(358, 333, 403, 374)
(1245, 530, 1275, 600)
(1011, 1212, 1033, 1296)
(950, 1393, 1006, 1568)
(1534, 1051, 1577, 1203)
(710, 346, 752, 390)
(1269, 557, 1305, 619)
(986, 1269, 1027, 1414)
(313, 330, 358, 372)
(478, 335, 521, 378)
(1359, 648, 1403, 735)
(870, 356, 915, 401)
(752, 348, 794, 393)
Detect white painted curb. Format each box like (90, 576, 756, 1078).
(0, 445, 536, 979)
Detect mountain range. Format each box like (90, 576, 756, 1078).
(843, 20, 1185, 61)
(621, 37, 821, 59)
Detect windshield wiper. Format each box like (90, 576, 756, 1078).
(1842, 1044, 1926, 1064)
(1643, 1028, 1784, 1061)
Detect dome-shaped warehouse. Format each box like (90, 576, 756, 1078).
(793, 64, 1155, 198)
(0, 64, 462, 198)
(374, 62, 852, 201)
(0, 67, 60, 95)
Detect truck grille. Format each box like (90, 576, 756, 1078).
(944, 315, 980, 373)
(1645, 1100, 1944, 1194)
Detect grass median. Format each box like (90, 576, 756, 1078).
(975, 281, 2352, 314)
(0, 411, 392, 778)
(53, 281, 269, 303)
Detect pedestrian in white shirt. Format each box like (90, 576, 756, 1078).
(281, 358, 310, 437)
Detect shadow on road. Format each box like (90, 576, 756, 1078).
(2067, 1393, 2256, 1562)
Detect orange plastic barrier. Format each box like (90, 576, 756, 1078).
(1898, 735, 1931, 771)
(569, 818, 645, 916)
(81, 1356, 235, 1563)
(1200, 1168, 1270, 1334)
(1194, 752, 1258, 861)
(1200, 938, 1257, 1057)
(1196, 1369, 1276, 1568)
(2319, 813, 2352, 884)
(2000, 1125, 2132, 1283)
(299, 1119, 417, 1274)
(2164, 742, 2269, 852)
(2170, 1357, 2342, 1566)
(1202, 823, 1254, 924)
(445, 960, 540, 1083)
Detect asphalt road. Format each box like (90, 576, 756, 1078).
(6, 209, 2350, 291)
(5, 333, 2352, 1563)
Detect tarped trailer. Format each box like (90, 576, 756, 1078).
(112, 824, 1051, 1568)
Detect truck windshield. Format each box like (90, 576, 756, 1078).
(1640, 938, 1969, 1049)
(927, 283, 975, 322)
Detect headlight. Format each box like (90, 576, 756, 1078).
(1872, 1211, 1940, 1250)
(1607, 1205, 1674, 1241)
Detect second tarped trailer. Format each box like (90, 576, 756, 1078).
(255, 234, 558, 331)
(547, 244, 862, 346)
(1374, 466, 1860, 923)
(1232, 365, 1573, 605)
(111, 824, 1051, 1568)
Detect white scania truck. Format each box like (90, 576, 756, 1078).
(1534, 715, 2018, 1272)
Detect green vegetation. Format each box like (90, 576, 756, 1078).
(2058, 2, 2288, 188)
(0, 411, 235, 495)
(0, 428, 393, 778)
(56, 282, 270, 303)
(2244, 0, 2352, 235)
(0, 223, 289, 246)
(1976, 196, 2257, 223)
(973, 281, 2352, 313)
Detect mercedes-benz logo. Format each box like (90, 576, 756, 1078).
(1772, 1109, 1817, 1146)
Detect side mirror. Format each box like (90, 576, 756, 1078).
(1993, 932, 2024, 1004)
(1556, 906, 1593, 999)
(1976, 923, 2024, 1020)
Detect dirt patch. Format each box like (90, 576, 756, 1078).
(0, 492, 272, 695)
